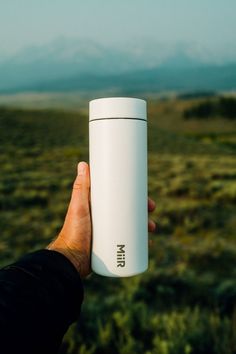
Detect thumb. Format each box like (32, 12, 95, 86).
(69, 161, 90, 215)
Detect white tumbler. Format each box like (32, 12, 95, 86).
(89, 97, 148, 277)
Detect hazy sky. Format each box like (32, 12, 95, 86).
(0, 0, 235, 55)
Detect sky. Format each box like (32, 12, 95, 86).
(0, 0, 235, 56)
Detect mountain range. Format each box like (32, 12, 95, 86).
(0, 37, 236, 93)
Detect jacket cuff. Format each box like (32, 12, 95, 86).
(6, 249, 84, 325)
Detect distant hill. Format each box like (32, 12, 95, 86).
(1, 64, 236, 95)
(0, 37, 236, 93)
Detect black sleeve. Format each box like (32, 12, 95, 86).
(0, 249, 84, 354)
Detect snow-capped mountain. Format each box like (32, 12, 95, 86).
(0, 37, 236, 92)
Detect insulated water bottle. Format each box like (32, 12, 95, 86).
(89, 97, 148, 277)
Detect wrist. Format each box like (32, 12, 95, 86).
(46, 238, 89, 277)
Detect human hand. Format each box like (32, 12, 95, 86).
(47, 162, 91, 278)
(47, 161, 156, 278)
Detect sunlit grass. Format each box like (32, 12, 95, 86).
(0, 98, 236, 354)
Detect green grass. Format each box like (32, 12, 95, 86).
(0, 98, 236, 354)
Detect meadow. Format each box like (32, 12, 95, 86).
(0, 96, 236, 354)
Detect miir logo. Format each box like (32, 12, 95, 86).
(117, 245, 125, 267)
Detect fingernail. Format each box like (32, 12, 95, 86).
(78, 162, 87, 175)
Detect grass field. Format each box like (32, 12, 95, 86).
(0, 96, 236, 354)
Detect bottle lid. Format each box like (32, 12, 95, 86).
(89, 97, 147, 121)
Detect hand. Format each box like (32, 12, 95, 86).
(47, 162, 91, 278)
(47, 161, 156, 278)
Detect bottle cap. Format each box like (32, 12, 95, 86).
(89, 97, 147, 121)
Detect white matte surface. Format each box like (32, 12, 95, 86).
(89, 114, 148, 277)
(89, 97, 147, 121)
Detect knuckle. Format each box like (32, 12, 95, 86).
(73, 179, 84, 190)
(70, 202, 89, 219)
(77, 203, 88, 216)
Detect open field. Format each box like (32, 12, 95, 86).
(0, 97, 236, 354)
